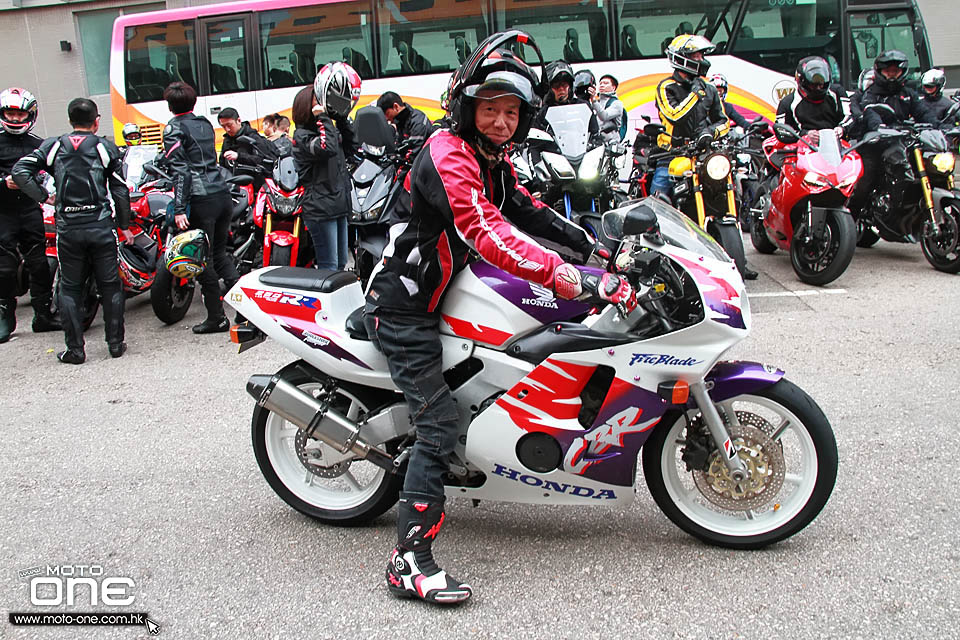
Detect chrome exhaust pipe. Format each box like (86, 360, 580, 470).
(246, 374, 395, 472)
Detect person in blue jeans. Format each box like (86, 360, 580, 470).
(291, 63, 360, 271)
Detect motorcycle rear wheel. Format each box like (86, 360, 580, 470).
(252, 363, 402, 525)
(920, 202, 960, 274)
(642, 379, 837, 550)
(790, 211, 856, 286)
(150, 267, 194, 325)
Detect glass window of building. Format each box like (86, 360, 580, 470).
(78, 3, 163, 96)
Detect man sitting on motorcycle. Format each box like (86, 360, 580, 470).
(652, 35, 729, 198)
(776, 57, 854, 141)
(364, 32, 631, 605)
(849, 50, 938, 218)
(533, 60, 599, 137)
(918, 69, 954, 123)
(710, 74, 749, 130)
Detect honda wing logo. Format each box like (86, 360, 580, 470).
(521, 282, 558, 309)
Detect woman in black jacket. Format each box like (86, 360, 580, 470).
(291, 66, 358, 271)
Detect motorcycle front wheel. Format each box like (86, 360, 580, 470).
(790, 210, 856, 286)
(642, 379, 837, 550)
(252, 363, 402, 525)
(920, 201, 960, 274)
(150, 267, 195, 325)
(710, 221, 748, 277)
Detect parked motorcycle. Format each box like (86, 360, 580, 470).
(854, 121, 960, 273)
(749, 124, 860, 285)
(349, 106, 413, 285)
(665, 137, 754, 280)
(254, 156, 310, 268)
(226, 196, 837, 549)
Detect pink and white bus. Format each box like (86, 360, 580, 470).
(110, 0, 933, 146)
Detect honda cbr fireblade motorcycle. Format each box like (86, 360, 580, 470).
(227, 197, 837, 550)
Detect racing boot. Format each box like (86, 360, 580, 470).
(741, 263, 759, 280)
(386, 494, 472, 604)
(0, 298, 16, 343)
(192, 316, 229, 334)
(31, 294, 62, 333)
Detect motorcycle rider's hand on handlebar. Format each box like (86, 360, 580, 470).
(552, 263, 637, 314)
(696, 131, 714, 151)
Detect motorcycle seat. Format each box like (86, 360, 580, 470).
(258, 267, 358, 294)
(344, 306, 369, 341)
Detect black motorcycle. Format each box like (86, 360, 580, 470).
(855, 121, 960, 273)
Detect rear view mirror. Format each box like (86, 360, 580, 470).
(773, 123, 800, 145)
(623, 204, 658, 236)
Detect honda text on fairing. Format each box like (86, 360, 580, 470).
(750, 124, 860, 285)
(226, 197, 837, 550)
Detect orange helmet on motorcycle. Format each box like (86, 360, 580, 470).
(164, 229, 208, 279)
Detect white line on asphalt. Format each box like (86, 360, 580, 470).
(749, 289, 848, 298)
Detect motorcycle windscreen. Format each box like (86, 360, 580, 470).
(273, 156, 299, 192)
(602, 197, 729, 262)
(815, 130, 842, 169)
(545, 103, 593, 161)
(122, 145, 159, 187)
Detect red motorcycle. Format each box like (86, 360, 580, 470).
(253, 156, 310, 267)
(750, 124, 861, 285)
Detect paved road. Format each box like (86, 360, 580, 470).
(2, 238, 958, 640)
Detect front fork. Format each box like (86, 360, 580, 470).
(725, 173, 737, 220)
(689, 381, 748, 480)
(915, 146, 941, 234)
(692, 170, 706, 228)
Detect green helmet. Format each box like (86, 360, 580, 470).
(164, 229, 208, 279)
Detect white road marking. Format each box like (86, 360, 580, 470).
(749, 288, 847, 298)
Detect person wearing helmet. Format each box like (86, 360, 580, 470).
(534, 60, 599, 135)
(0, 87, 60, 342)
(376, 91, 435, 151)
(364, 31, 631, 606)
(919, 69, 953, 122)
(775, 57, 854, 139)
(595, 73, 627, 142)
(160, 81, 241, 334)
(291, 62, 360, 271)
(13, 98, 131, 362)
(122, 123, 142, 147)
(710, 73, 749, 129)
(850, 68, 876, 118)
(573, 69, 596, 102)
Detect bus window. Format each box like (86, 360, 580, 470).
(613, 0, 737, 60)
(205, 18, 249, 95)
(375, 0, 488, 77)
(124, 21, 197, 103)
(259, 4, 375, 87)
(849, 11, 925, 89)
(496, 0, 609, 63)
(732, 0, 842, 79)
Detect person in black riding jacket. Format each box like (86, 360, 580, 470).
(919, 69, 954, 123)
(365, 33, 630, 606)
(162, 82, 241, 334)
(776, 57, 855, 139)
(850, 50, 938, 218)
(262, 113, 293, 158)
(292, 63, 360, 271)
(533, 60, 600, 136)
(710, 74, 749, 130)
(13, 98, 131, 363)
(217, 107, 277, 191)
(0, 87, 60, 343)
(376, 91, 436, 151)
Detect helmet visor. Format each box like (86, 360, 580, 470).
(463, 71, 536, 106)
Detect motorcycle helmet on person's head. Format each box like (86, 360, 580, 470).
(0, 87, 38, 135)
(857, 69, 876, 93)
(122, 122, 142, 146)
(313, 62, 362, 118)
(873, 50, 909, 94)
(795, 56, 831, 101)
(573, 69, 596, 101)
(164, 229, 208, 279)
(709, 73, 728, 99)
(921, 68, 946, 99)
(666, 34, 715, 78)
(447, 30, 547, 155)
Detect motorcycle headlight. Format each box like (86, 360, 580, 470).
(542, 152, 575, 181)
(803, 171, 829, 187)
(931, 152, 955, 175)
(836, 174, 858, 188)
(579, 146, 605, 181)
(268, 191, 299, 216)
(364, 199, 385, 221)
(704, 154, 731, 181)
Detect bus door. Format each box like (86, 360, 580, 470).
(197, 14, 261, 149)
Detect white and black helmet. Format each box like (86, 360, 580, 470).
(313, 62, 362, 118)
(921, 68, 946, 98)
(0, 87, 38, 135)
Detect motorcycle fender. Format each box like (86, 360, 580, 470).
(267, 231, 296, 247)
(358, 234, 387, 256)
(704, 361, 784, 403)
(930, 187, 959, 218)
